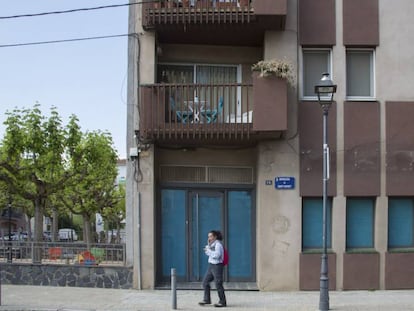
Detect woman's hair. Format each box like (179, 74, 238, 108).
(210, 230, 223, 241)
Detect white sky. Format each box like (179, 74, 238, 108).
(0, 1, 128, 158)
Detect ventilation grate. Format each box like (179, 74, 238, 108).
(208, 166, 254, 184)
(160, 165, 254, 184)
(160, 166, 206, 183)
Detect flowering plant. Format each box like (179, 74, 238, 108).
(252, 59, 295, 86)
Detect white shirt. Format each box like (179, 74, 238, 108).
(204, 240, 224, 264)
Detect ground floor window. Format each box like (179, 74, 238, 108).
(159, 188, 255, 283)
(388, 197, 414, 249)
(346, 198, 375, 249)
(302, 198, 332, 250)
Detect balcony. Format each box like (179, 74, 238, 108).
(142, 0, 287, 46)
(139, 82, 287, 146)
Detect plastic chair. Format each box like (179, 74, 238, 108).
(170, 97, 192, 123)
(202, 96, 224, 123)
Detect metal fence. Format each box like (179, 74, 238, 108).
(0, 241, 126, 266)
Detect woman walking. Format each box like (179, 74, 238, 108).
(199, 230, 227, 308)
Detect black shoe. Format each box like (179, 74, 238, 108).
(199, 301, 211, 306)
(214, 302, 226, 307)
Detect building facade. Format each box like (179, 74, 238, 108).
(126, 0, 414, 291)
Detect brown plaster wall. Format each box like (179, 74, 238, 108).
(386, 102, 414, 195)
(343, 0, 379, 46)
(299, 102, 337, 196)
(385, 252, 414, 289)
(299, 253, 336, 290)
(343, 253, 380, 290)
(252, 73, 287, 131)
(344, 102, 380, 196)
(299, 0, 336, 46)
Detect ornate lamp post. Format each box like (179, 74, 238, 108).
(7, 199, 12, 264)
(314, 73, 337, 311)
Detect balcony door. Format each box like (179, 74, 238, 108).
(158, 64, 241, 116)
(159, 188, 255, 284)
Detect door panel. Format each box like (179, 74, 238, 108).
(191, 192, 223, 281)
(228, 191, 253, 280)
(161, 189, 187, 279)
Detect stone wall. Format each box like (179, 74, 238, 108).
(0, 263, 133, 289)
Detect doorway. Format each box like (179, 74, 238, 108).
(159, 188, 255, 283)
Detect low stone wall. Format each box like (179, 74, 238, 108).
(0, 263, 133, 289)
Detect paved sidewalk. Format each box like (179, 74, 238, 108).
(1, 285, 414, 311)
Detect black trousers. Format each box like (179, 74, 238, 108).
(202, 263, 226, 304)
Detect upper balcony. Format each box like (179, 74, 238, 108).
(139, 77, 287, 146)
(142, 0, 287, 46)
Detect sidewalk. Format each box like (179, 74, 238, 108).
(1, 285, 414, 311)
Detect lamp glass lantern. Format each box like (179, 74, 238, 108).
(314, 72, 337, 112)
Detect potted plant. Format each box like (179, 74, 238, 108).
(217, 0, 237, 9)
(239, 0, 250, 8)
(166, 0, 176, 8)
(251, 59, 294, 131)
(153, 0, 165, 9)
(251, 59, 295, 86)
(153, 0, 161, 9)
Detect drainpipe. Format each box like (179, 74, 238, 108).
(137, 191, 142, 290)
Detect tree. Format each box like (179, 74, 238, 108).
(60, 131, 118, 248)
(0, 106, 80, 261)
(101, 183, 125, 243)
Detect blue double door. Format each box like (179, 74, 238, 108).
(160, 189, 254, 283)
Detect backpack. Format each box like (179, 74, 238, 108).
(222, 247, 229, 266)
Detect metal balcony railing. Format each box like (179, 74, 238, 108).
(140, 83, 254, 142)
(143, 0, 254, 29)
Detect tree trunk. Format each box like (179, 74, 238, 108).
(83, 213, 92, 250)
(116, 222, 121, 244)
(27, 214, 33, 241)
(33, 197, 44, 263)
(52, 208, 58, 242)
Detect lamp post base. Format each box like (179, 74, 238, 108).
(319, 253, 329, 311)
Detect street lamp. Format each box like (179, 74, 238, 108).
(314, 73, 337, 311)
(7, 199, 12, 264)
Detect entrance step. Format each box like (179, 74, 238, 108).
(156, 282, 259, 291)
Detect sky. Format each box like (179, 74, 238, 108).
(0, 1, 129, 159)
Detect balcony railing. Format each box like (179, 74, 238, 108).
(140, 83, 255, 143)
(142, 0, 287, 40)
(143, 0, 253, 28)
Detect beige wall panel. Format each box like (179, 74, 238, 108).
(256, 141, 300, 290)
(159, 44, 263, 66)
(137, 148, 156, 289)
(157, 147, 256, 167)
(377, 0, 414, 100)
(140, 33, 156, 84)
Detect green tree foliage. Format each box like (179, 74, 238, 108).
(0, 105, 121, 259)
(60, 131, 118, 247)
(0, 106, 72, 258)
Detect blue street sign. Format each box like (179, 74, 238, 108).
(275, 177, 295, 189)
